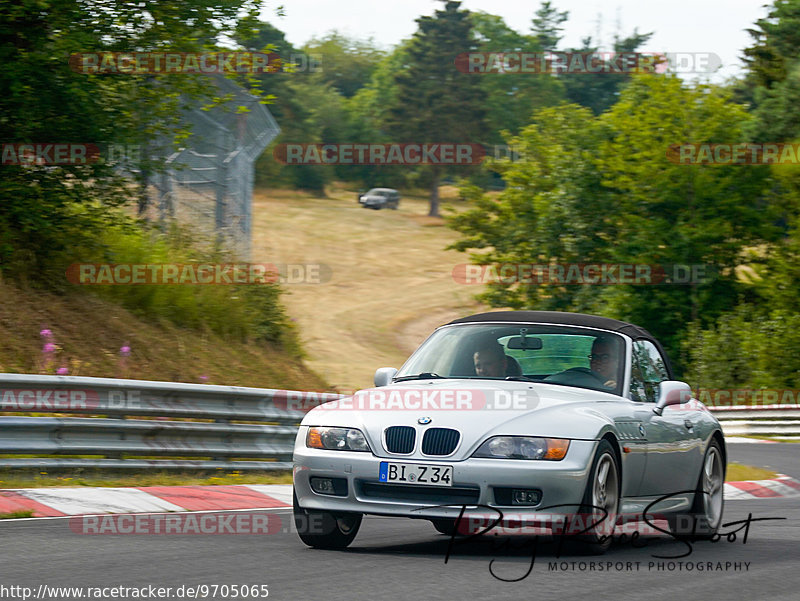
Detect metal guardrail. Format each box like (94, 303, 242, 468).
(709, 405, 800, 438)
(1, 375, 798, 472)
(0, 374, 342, 471)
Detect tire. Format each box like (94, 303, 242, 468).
(293, 490, 362, 549)
(668, 439, 725, 540)
(572, 439, 620, 554)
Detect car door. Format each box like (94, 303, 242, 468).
(631, 340, 703, 497)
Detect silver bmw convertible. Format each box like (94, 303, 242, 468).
(292, 311, 726, 552)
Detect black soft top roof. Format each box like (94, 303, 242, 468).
(446, 311, 671, 369)
(447, 310, 654, 337)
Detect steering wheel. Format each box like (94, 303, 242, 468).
(561, 367, 608, 385)
(544, 366, 618, 390)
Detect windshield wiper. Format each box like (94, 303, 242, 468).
(393, 372, 445, 382)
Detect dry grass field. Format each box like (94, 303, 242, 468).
(251, 183, 487, 391)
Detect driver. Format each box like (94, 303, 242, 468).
(473, 343, 508, 378)
(589, 336, 621, 388)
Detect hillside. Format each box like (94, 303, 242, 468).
(0, 279, 328, 391)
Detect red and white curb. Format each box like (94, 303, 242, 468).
(1, 477, 798, 519)
(0, 484, 292, 517)
(723, 474, 800, 500)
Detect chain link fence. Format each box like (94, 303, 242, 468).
(148, 77, 280, 259)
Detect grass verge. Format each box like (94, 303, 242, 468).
(0, 510, 34, 519)
(726, 462, 779, 481)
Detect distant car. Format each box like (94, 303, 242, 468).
(358, 188, 399, 210)
(293, 311, 726, 552)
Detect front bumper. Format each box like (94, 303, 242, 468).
(293, 429, 597, 521)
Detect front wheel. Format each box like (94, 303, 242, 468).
(293, 491, 362, 549)
(572, 439, 620, 554)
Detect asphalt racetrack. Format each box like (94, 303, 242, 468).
(1, 443, 798, 601)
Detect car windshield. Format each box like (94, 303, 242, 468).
(396, 323, 625, 395)
(367, 188, 389, 196)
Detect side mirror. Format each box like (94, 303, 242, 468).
(374, 367, 398, 387)
(654, 380, 693, 415)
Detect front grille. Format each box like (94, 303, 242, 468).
(421, 428, 460, 455)
(385, 426, 415, 454)
(359, 482, 480, 505)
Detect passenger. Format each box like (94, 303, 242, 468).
(473, 343, 508, 378)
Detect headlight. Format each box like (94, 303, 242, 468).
(306, 427, 371, 452)
(472, 436, 569, 460)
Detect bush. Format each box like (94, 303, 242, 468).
(77, 215, 299, 353)
(683, 305, 800, 389)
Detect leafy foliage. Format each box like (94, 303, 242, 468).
(0, 0, 263, 282)
(85, 216, 295, 348)
(449, 75, 779, 370)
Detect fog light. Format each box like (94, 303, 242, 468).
(512, 489, 541, 505)
(310, 477, 335, 495)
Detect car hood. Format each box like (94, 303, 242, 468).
(300, 379, 626, 460)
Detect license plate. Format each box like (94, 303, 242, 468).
(379, 462, 453, 486)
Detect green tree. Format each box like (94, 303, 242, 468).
(237, 20, 295, 56)
(470, 12, 564, 141)
(561, 30, 654, 115)
(592, 75, 774, 361)
(383, 0, 488, 216)
(739, 1, 800, 143)
(450, 75, 777, 367)
(531, 1, 569, 51)
(0, 0, 264, 282)
(301, 32, 385, 98)
(741, 0, 800, 94)
(448, 103, 611, 310)
(349, 42, 412, 135)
